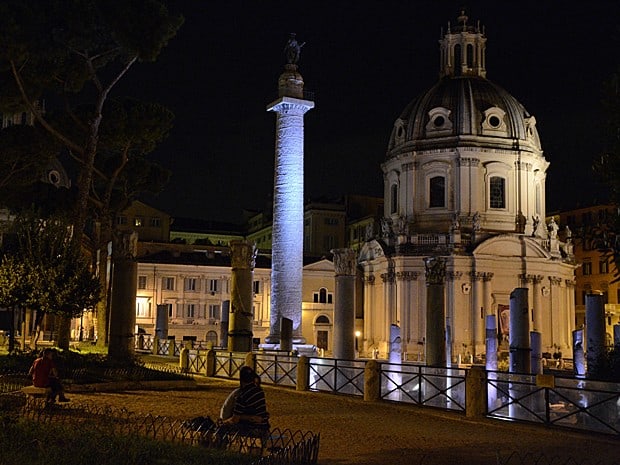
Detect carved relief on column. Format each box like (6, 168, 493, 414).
(332, 248, 357, 276)
(112, 230, 138, 261)
(445, 271, 463, 281)
(469, 271, 483, 282)
(230, 240, 257, 270)
(380, 259, 396, 284)
(482, 272, 493, 282)
(565, 279, 576, 288)
(549, 276, 563, 286)
(396, 271, 419, 281)
(363, 274, 375, 285)
(424, 257, 446, 285)
(380, 270, 396, 283)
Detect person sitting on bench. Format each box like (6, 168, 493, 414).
(28, 348, 70, 403)
(222, 366, 269, 433)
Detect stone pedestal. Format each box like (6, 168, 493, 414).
(332, 248, 357, 360)
(108, 231, 138, 359)
(227, 240, 256, 352)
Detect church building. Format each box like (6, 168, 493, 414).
(358, 11, 577, 361)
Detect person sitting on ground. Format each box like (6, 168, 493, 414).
(222, 366, 269, 433)
(220, 371, 261, 421)
(28, 348, 70, 403)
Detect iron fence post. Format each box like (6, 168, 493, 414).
(297, 355, 310, 391)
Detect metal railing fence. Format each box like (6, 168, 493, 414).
(308, 358, 365, 396)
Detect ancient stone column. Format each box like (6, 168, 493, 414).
(108, 231, 138, 359)
(266, 59, 314, 344)
(424, 257, 446, 366)
(332, 248, 357, 360)
(573, 328, 586, 376)
(509, 288, 531, 373)
(530, 331, 542, 374)
(485, 314, 498, 371)
(227, 240, 256, 352)
(585, 291, 606, 376)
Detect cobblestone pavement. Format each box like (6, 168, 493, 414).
(66, 377, 618, 465)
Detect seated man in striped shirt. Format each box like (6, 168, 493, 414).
(222, 366, 270, 433)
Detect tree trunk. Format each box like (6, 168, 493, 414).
(7, 307, 15, 353)
(56, 315, 71, 350)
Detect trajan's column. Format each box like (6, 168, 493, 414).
(265, 34, 314, 344)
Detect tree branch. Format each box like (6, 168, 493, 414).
(10, 60, 84, 156)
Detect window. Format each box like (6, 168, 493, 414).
(599, 259, 609, 274)
(313, 288, 333, 304)
(209, 279, 219, 293)
(167, 304, 173, 318)
(137, 276, 147, 290)
(253, 280, 261, 294)
(390, 184, 398, 214)
(429, 176, 445, 208)
(136, 301, 150, 317)
(150, 217, 161, 227)
(187, 304, 195, 318)
(489, 177, 506, 209)
(185, 277, 199, 291)
(582, 262, 592, 276)
(116, 215, 127, 225)
(163, 277, 175, 290)
(134, 217, 144, 227)
(324, 217, 339, 226)
(208, 304, 220, 320)
(316, 315, 330, 324)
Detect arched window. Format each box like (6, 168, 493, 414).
(319, 288, 327, 303)
(390, 184, 398, 214)
(429, 176, 445, 208)
(466, 44, 474, 68)
(489, 176, 506, 209)
(315, 315, 330, 324)
(205, 331, 218, 346)
(454, 44, 462, 76)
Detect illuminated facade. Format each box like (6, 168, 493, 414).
(554, 205, 620, 343)
(133, 245, 335, 349)
(358, 12, 577, 360)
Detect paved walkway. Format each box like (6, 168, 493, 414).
(65, 376, 619, 465)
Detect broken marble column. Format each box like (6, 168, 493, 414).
(509, 288, 531, 374)
(108, 231, 138, 359)
(332, 248, 357, 360)
(585, 291, 606, 376)
(530, 331, 542, 374)
(227, 240, 256, 352)
(485, 314, 498, 371)
(573, 328, 585, 376)
(424, 257, 446, 366)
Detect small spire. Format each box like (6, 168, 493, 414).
(457, 9, 468, 27)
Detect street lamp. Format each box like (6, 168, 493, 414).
(355, 330, 361, 356)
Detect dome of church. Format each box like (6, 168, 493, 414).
(381, 10, 549, 237)
(387, 75, 542, 155)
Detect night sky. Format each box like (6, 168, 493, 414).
(122, 1, 620, 223)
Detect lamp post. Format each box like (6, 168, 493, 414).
(355, 330, 361, 357)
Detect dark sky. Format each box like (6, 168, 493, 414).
(122, 1, 620, 223)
